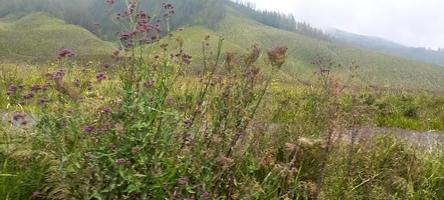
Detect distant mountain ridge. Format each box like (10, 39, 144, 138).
(329, 29, 444, 66)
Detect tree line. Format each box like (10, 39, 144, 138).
(0, 0, 329, 41)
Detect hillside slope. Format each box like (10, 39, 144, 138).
(0, 12, 114, 61)
(2, 5, 444, 91)
(168, 7, 444, 91)
(330, 29, 444, 67)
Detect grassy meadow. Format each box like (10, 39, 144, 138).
(2, 1, 444, 200)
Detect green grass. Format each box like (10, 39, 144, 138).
(2, 47, 444, 199)
(0, 12, 115, 62)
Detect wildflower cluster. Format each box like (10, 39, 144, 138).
(57, 48, 75, 59)
(115, 1, 176, 49)
(162, 2, 175, 17)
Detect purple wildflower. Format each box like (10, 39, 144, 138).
(177, 177, 189, 185)
(102, 63, 111, 69)
(182, 54, 192, 65)
(47, 69, 65, 80)
(6, 84, 18, 95)
(201, 192, 211, 200)
(13, 112, 26, 121)
(101, 107, 111, 114)
(23, 92, 35, 99)
(83, 125, 95, 133)
(57, 48, 76, 59)
(73, 78, 81, 87)
(30, 84, 43, 92)
(143, 80, 155, 88)
(31, 191, 41, 198)
(38, 97, 51, 105)
(96, 72, 106, 81)
(116, 158, 126, 165)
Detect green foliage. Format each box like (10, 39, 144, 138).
(374, 92, 444, 131)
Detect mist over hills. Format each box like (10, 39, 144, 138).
(329, 29, 444, 66)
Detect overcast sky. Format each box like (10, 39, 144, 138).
(248, 0, 444, 49)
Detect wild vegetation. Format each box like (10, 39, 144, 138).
(2, 0, 444, 200)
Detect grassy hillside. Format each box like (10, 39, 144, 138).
(2, 5, 444, 92)
(0, 12, 114, 62)
(169, 6, 444, 91)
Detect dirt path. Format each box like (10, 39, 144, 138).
(347, 126, 444, 151)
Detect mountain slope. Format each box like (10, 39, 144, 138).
(330, 29, 444, 66)
(164, 6, 444, 91)
(2, 2, 444, 92)
(0, 12, 114, 61)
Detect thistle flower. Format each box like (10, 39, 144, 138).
(224, 52, 235, 65)
(245, 44, 261, 66)
(267, 46, 288, 69)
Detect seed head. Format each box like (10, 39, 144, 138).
(267, 46, 288, 69)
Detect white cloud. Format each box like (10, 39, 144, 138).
(246, 0, 444, 48)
